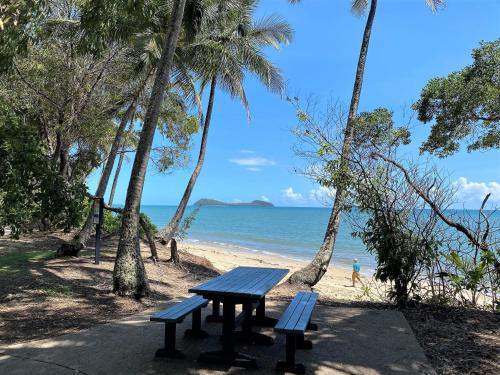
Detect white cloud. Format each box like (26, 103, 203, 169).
(240, 149, 254, 154)
(453, 177, 500, 206)
(282, 187, 303, 201)
(309, 186, 336, 204)
(233, 198, 242, 203)
(229, 157, 276, 167)
(260, 195, 270, 202)
(246, 167, 262, 172)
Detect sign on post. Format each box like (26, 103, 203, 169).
(93, 197, 104, 264)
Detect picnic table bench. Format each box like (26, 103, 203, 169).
(189, 266, 289, 368)
(274, 291, 319, 374)
(150, 295, 209, 358)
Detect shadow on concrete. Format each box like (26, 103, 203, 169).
(1, 301, 436, 375)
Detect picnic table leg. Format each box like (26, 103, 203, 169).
(198, 300, 257, 368)
(251, 296, 278, 327)
(234, 300, 274, 346)
(276, 333, 305, 374)
(155, 323, 184, 359)
(185, 308, 208, 338)
(206, 298, 223, 323)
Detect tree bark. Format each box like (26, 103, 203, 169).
(108, 148, 124, 206)
(113, 0, 187, 297)
(59, 141, 70, 180)
(68, 102, 136, 253)
(108, 117, 131, 207)
(139, 216, 159, 262)
(103, 204, 158, 261)
(108, 111, 136, 206)
(168, 238, 180, 264)
(288, 0, 378, 286)
(157, 75, 217, 246)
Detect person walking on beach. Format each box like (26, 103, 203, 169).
(352, 258, 364, 287)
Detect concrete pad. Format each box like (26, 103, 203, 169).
(0, 300, 436, 375)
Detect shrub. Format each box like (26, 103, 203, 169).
(102, 210, 157, 240)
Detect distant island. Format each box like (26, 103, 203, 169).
(194, 198, 274, 207)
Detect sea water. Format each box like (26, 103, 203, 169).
(140, 205, 499, 275)
(140, 205, 374, 272)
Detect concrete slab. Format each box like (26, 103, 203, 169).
(0, 300, 436, 375)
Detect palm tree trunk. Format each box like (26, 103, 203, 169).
(108, 147, 125, 206)
(289, 0, 378, 286)
(108, 117, 134, 206)
(67, 101, 135, 254)
(157, 75, 217, 247)
(113, 0, 187, 297)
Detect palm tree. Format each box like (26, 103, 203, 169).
(108, 117, 134, 206)
(157, 1, 293, 249)
(288, 0, 443, 286)
(113, 0, 187, 297)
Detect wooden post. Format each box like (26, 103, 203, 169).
(93, 197, 104, 264)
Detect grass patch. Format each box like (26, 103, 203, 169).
(39, 285, 73, 298)
(0, 250, 54, 275)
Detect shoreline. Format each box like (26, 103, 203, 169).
(183, 238, 376, 276)
(179, 240, 384, 302)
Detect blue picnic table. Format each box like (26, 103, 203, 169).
(189, 266, 289, 368)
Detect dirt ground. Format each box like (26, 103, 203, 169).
(0, 232, 499, 374)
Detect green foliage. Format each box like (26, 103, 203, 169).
(155, 93, 200, 172)
(102, 210, 122, 235)
(353, 108, 410, 148)
(0, 249, 53, 275)
(0, 0, 48, 71)
(79, 0, 172, 55)
(354, 211, 439, 307)
(445, 247, 499, 301)
(139, 213, 158, 238)
(414, 38, 500, 157)
(292, 102, 410, 197)
(0, 103, 87, 237)
(102, 211, 157, 240)
(175, 207, 200, 241)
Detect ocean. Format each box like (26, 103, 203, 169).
(140, 205, 499, 275)
(141, 205, 374, 272)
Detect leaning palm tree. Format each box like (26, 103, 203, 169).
(156, 1, 293, 249)
(113, 0, 188, 297)
(288, 0, 444, 286)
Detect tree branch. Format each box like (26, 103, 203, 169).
(371, 152, 486, 249)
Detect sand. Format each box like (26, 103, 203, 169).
(178, 240, 387, 302)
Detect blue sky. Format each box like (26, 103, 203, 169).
(88, 0, 500, 208)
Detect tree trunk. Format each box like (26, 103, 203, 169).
(289, 0, 378, 286)
(108, 149, 124, 206)
(59, 141, 70, 180)
(139, 216, 159, 262)
(113, 0, 187, 297)
(108, 117, 131, 207)
(157, 75, 217, 245)
(103, 205, 159, 261)
(68, 102, 136, 253)
(108, 97, 139, 207)
(168, 238, 180, 264)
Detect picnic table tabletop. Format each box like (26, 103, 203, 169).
(189, 266, 289, 299)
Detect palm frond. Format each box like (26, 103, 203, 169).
(425, 0, 445, 12)
(351, 0, 369, 15)
(250, 15, 294, 48)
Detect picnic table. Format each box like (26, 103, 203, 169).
(189, 266, 289, 368)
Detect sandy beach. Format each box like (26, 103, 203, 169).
(179, 240, 386, 302)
